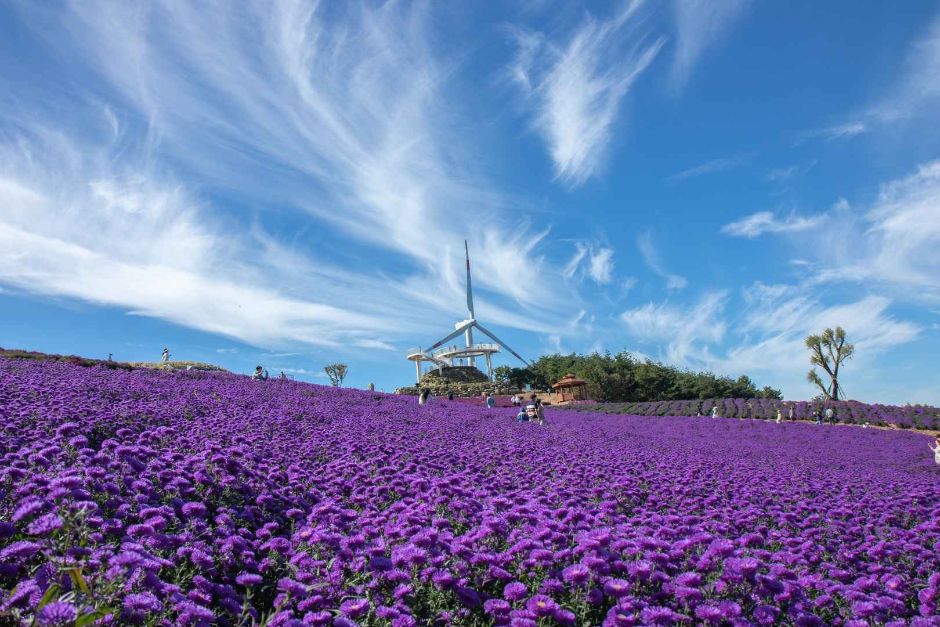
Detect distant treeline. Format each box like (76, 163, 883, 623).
(493, 351, 782, 402)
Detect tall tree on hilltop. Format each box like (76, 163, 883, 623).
(806, 327, 854, 400)
(324, 363, 348, 387)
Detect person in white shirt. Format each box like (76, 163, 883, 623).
(775, 408, 782, 424)
(929, 437, 940, 465)
(711, 405, 719, 418)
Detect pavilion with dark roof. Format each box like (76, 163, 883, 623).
(552, 373, 589, 403)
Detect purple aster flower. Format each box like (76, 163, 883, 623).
(504, 581, 528, 602)
(525, 595, 558, 617)
(12, 498, 46, 523)
(340, 598, 369, 619)
(562, 563, 591, 585)
(181, 501, 207, 519)
(483, 599, 511, 616)
(455, 587, 481, 608)
(123, 592, 162, 613)
(0, 540, 42, 561)
(37, 601, 78, 626)
(27, 513, 63, 536)
(236, 572, 263, 586)
(604, 578, 631, 598)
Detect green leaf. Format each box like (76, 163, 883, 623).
(35, 583, 61, 612)
(67, 567, 92, 596)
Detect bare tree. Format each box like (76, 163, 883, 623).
(324, 363, 348, 387)
(805, 327, 854, 400)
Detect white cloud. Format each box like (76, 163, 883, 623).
(588, 247, 615, 284)
(619, 281, 921, 401)
(670, 0, 751, 91)
(508, 1, 665, 186)
(0, 0, 580, 354)
(714, 284, 920, 400)
(796, 121, 868, 143)
(721, 210, 825, 238)
(621, 291, 727, 364)
(668, 156, 742, 180)
(563, 242, 615, 284)
(739, 162, 940, 302)
(637, 231, 687, 289)
(809, 161, 940, 298)
(871, 11, 940, 123)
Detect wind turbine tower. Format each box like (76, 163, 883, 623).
(406, 241, 530, 382)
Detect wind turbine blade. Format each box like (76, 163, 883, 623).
(465, 240, 475, 319)
(473, 322, 530, 366)
(426, 321, 472, 352)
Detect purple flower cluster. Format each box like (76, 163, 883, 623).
(577, 398, 940, 430)
(1, 358, 938, 625)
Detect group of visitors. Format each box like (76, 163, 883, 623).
(516, 394, 545, 426)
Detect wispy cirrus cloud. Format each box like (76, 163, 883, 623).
(721, 210, 825, 238)
(668, 155, 745, 180)
(563, 242, 616, 285)
(796, 121, 868, 144)
(621, 291, 727, 364)
(0, 0, 580, 355)
(508, 1, 665, 187)
(670, 0, 751, 92)
(619, 281, 920, 400)
(637, 231, 687, 289)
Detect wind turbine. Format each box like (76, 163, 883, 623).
(405, 241, 530, 382)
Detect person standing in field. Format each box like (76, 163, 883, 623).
(486, 394, 496, 409)
(534, 398, 545, 425)
(813, 407, 822, 424)
(162, 347, 170, 363)
(447, 392, 454, 401)
(928, 437, 940, 465)
(787, 404, 795, 421)
(711, 405, 719, 418)
(825, 406, 835, 424)
(418, 389, 430, 406)
(775, 408, 782, 424)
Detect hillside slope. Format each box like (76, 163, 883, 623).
(1, 358, 938, 625)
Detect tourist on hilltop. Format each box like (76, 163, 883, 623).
(486, 394, 496, 409)
(252, 366, 269, 381)
(929, 437, 940, 466)
(368, 382, 375, 391)
(161, 347, 170, 363)
(418, 389, 430, 406)
(278, 371, 288, 380)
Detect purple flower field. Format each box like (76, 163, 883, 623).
(1, 358, 938, 626)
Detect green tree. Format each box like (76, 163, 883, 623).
(323, 363, 348, 387)
(492, 366, 512, 386)
(806, 327, 854, 400)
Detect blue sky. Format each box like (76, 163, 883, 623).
(2, 1, 940, 403)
